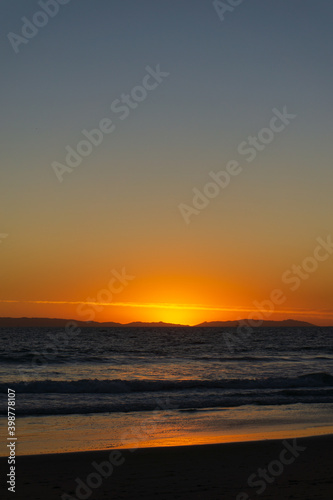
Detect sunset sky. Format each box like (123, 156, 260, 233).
(1, 0, 333, 325)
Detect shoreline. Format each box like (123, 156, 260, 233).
(2, 418, 332, 458)
(2, 434, 333, 499)
(9, 427, 333, 459)
(2, 400, 333, 458)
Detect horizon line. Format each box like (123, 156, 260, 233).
(0, 316, 328, 327)
(0, 299, 333, 319)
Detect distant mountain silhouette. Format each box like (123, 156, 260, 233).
(195, 319, 316, 327)
(0, 318, 187, 328)
(0, 317, 121, 328)
(0, 317, 317, 328)
(125, 321, 188, 327)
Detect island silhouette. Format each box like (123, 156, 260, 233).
(0, 317, 317, 328)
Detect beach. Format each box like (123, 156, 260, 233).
(1, 326, 333, 498)
(2, 434, 332, 499)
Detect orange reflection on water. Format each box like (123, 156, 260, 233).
(116, 426, 333, 451)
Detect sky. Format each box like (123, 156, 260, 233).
(0, 0, 333, 325)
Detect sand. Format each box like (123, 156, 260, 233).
(1, 435, 332, 499)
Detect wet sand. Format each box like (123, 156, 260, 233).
(1, 434, 332, 499)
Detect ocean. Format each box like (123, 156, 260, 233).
(1, 326, 333, 455)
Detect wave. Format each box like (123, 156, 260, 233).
(0, 354, 286, 364)
(0, 353, 113, 364)
(1, 372, 333, 394)
(2, 351, 332, 365)
(1, 388, 333, 417)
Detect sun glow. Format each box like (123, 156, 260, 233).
(147, 307, 195, 326)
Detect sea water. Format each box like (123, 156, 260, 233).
(1, 327, 332, 455)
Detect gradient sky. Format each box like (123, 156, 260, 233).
(1, 0, 333, 325)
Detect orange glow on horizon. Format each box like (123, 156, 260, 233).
(0, 298, 333, 326)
